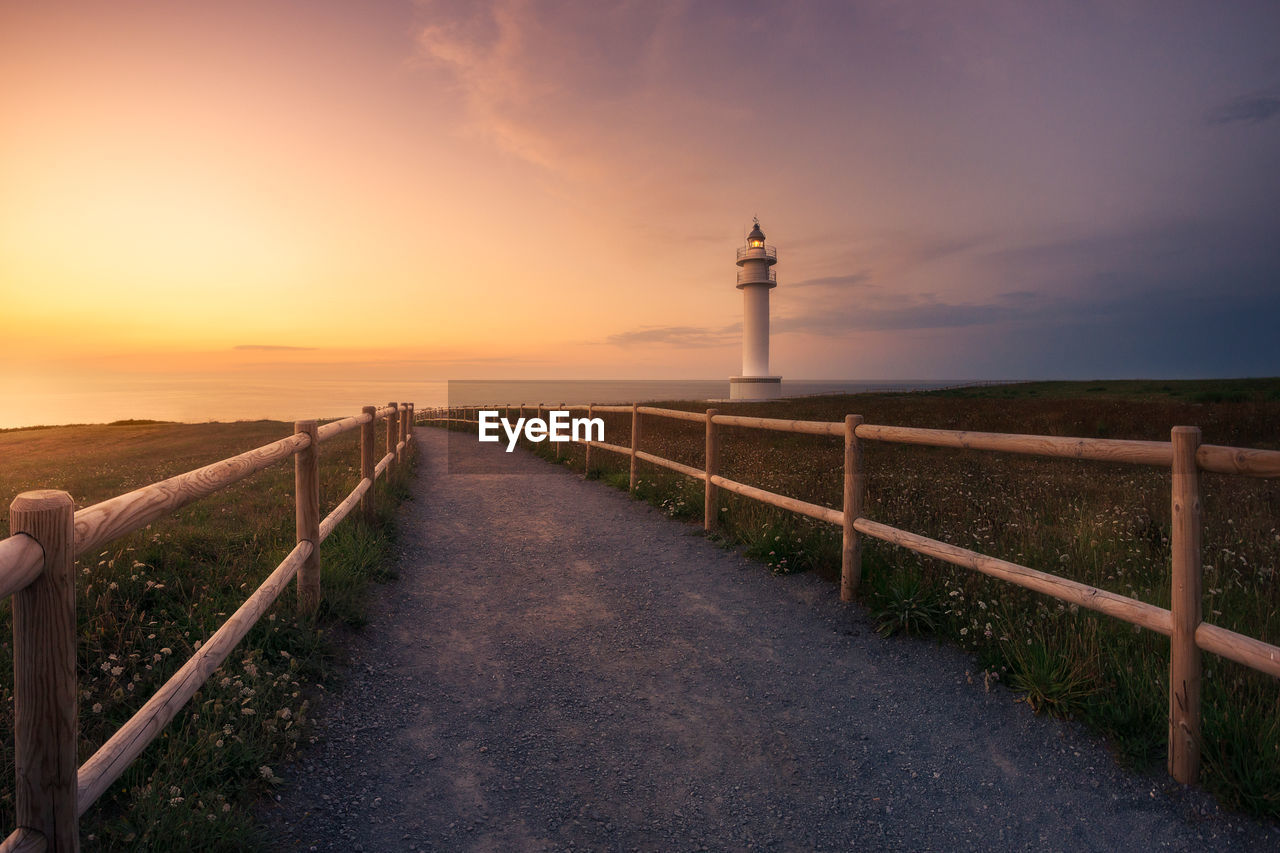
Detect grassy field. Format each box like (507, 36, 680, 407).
(0, 419, 414, 851)
(471, 379, 1280, 820)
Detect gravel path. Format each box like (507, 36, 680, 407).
(261, 428, 1278, 851)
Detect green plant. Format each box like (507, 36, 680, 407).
(1002, 634, 1099, 717)
(602, 471, 631, 491)
(1200, 671, 1280, 815)
(869, 569, 944, 637)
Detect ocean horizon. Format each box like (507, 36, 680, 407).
(0, 378, 987, 431)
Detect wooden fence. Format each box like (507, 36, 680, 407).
(0, 402, 415, 852)
(426, 402, 1280, 790)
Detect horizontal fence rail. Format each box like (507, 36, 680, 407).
(426, 402, 1280, 791)
(1, 402, 416, 851)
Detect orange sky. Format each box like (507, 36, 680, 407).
(3, 1, 1278, 426)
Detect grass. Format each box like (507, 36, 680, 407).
(0, 419, 415, 851)
(439, 378, 1280, 820)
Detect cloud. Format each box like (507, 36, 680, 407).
(409, 0, 769, 203)
(775, 297, 1023, 335)
(790, 271, 874, 289)
(604, 324, 739, 347)
(1206, 91, 1280, 126)
(413, 1, 676, 175)
(233, 345, 318, 351)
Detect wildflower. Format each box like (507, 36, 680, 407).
(91, 703, 102, 713)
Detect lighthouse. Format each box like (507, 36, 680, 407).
(730, 218, 783, 400)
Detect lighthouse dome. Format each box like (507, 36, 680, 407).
(747, 222, 766, 244)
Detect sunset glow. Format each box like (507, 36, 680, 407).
(2, 1, 1278, 426)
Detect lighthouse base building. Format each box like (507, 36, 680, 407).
(730, 375, 783, 400)
(730, 219, 783, 400)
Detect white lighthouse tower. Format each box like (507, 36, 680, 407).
(730, 218, 782, 400)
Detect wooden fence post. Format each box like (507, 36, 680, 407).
(406, 403, 414, 450)
(386, 402, 397, 477)
(1169, 425, 1203, 784)
(584, 404, 594, 474)
(295, 420, 321, 612)
(556, 404, 565, 459)
(399, 402, 409, 458)
(360, 406, 376, 522)
(629, 403, 640, 493)
(842, 414, 865, 601)
(10, 490, 78, 852)
(705, 408, 720, 532)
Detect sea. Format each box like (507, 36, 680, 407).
(0, 378, 981, 430)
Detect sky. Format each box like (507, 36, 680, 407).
(2, 1, 1278, 423)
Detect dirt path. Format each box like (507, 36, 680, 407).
(261, 428, 1277, 851)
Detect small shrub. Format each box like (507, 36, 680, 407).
(1002, 635, 1098, 717)
(869, 570, 944, 637)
